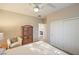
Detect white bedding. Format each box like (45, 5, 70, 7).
(5, 41, 68, 55)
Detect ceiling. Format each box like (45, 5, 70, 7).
(0, 3, 73, 19)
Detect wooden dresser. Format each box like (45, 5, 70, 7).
(22, 25, 33, 45)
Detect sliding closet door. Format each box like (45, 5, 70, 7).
(50, 20, 64, 49)
(50, 17, 79, 54)
(64, 18, 79, 54)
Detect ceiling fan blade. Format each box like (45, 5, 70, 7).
(47, 3, 56, 8)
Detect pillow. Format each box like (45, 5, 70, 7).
(16, 36, 22, 41)
(10, 38, 18, 43)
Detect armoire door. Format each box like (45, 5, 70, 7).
(22, 25, 33, 45)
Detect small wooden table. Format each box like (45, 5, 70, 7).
(0, 40, 8, 49)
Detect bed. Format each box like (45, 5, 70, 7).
(4, 41, 68, 55)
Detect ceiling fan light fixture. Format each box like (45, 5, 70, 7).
(33, 7, 39, 12)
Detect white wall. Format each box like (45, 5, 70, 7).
(0, 9, 43, 42)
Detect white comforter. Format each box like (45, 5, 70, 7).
(5, 41, 68, 55)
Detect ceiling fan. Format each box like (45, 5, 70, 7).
(29, 3, 56, 17)
(32, 3, 56, 12)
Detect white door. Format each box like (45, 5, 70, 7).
(50, 20, 64, 49)
(38, 24, 47, 41)
(64, 18, 79, 54)
(50, 17, 79, 54)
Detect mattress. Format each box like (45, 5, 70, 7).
(4, 41, 68, 55)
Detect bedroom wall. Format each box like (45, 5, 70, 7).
(46, 4, 79, 54)
(0, 9, 43, 42)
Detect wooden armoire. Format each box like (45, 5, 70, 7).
(22, 25, 33, 45)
